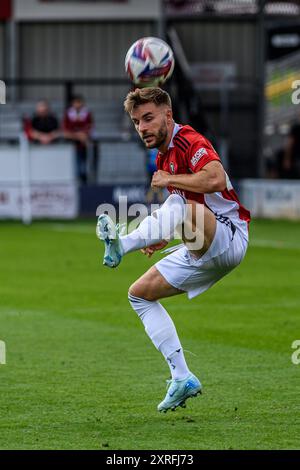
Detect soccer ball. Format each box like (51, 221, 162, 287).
(125, 37, 175, 87)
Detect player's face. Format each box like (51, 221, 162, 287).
(130, 103, 172, 149)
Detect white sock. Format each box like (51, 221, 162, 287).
(128, 294, 191, 380)
(120, 194, 186, 255)
(166, 348, 191, 381)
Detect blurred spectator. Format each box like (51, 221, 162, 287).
(280, 120, 300, 178)
(63, 95, 94, 183)
(25, 100, 60, 144)
(145, 148, 165, 204)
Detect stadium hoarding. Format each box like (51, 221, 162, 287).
(241, 179, 300, 219)
(0, 184, 78, 219)
(0, 142, 78, 220)
(79, 183, 148, 217)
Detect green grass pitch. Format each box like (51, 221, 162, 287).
(0, 218, 299, 450)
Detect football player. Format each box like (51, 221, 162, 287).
(96, 87, 250, 412)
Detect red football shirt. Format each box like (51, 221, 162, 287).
(63, 106, 93, 134)
(156, 124, 250, 234)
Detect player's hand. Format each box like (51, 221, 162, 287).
(151, 170, 170, 188)
(140, 240, 169, 258)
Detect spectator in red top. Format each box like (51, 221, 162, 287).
(63, 95, 94, 183)
(26, 100, 60, 144)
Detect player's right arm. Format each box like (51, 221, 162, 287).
(152, 161, 226, 194)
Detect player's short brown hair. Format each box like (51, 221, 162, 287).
(124, 87, 172, 114)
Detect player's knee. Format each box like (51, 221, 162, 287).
(128, 284, 137, 298)
(128, 283, 156, 302)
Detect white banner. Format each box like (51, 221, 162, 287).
(0, 184, 78, 219)
(241, 179, 300, 219)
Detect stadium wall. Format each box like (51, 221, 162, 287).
(173, 20, 257, 79)
(171, 19, 259, 178)
(13, 0, 161, 21)
(2, 12, 262, 178)
(18, 21, 156, 100)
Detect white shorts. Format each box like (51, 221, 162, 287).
(155, 219, 248, 299)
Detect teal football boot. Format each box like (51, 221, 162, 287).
(158, 373, 202, 413)
(96, 214, 123, 268)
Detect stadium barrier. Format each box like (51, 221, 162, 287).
(240, 179, 300, 219)
(0, 134, 78, 222)
(79, 183, 149, 218)
(1, 131, 299, 221)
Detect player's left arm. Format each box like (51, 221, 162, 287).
(152, 160, 226, 194)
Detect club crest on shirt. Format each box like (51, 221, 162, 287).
(190, 148, 207, 167)
(169, 162, 175, 174)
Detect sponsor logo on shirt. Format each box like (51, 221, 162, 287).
(190, 148, 207, 167)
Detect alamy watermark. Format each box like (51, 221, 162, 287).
(291, 340, 300, 365)
(292, 80, 300, 105)
(0, 80, 6, 104)
(96, 196, 206, 251)
(0, 340, 6, 365)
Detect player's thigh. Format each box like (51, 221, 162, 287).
(129, 266, 184, 301)
(183, 199, 216, 254)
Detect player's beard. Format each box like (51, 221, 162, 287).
(142, 124, 168, 149)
